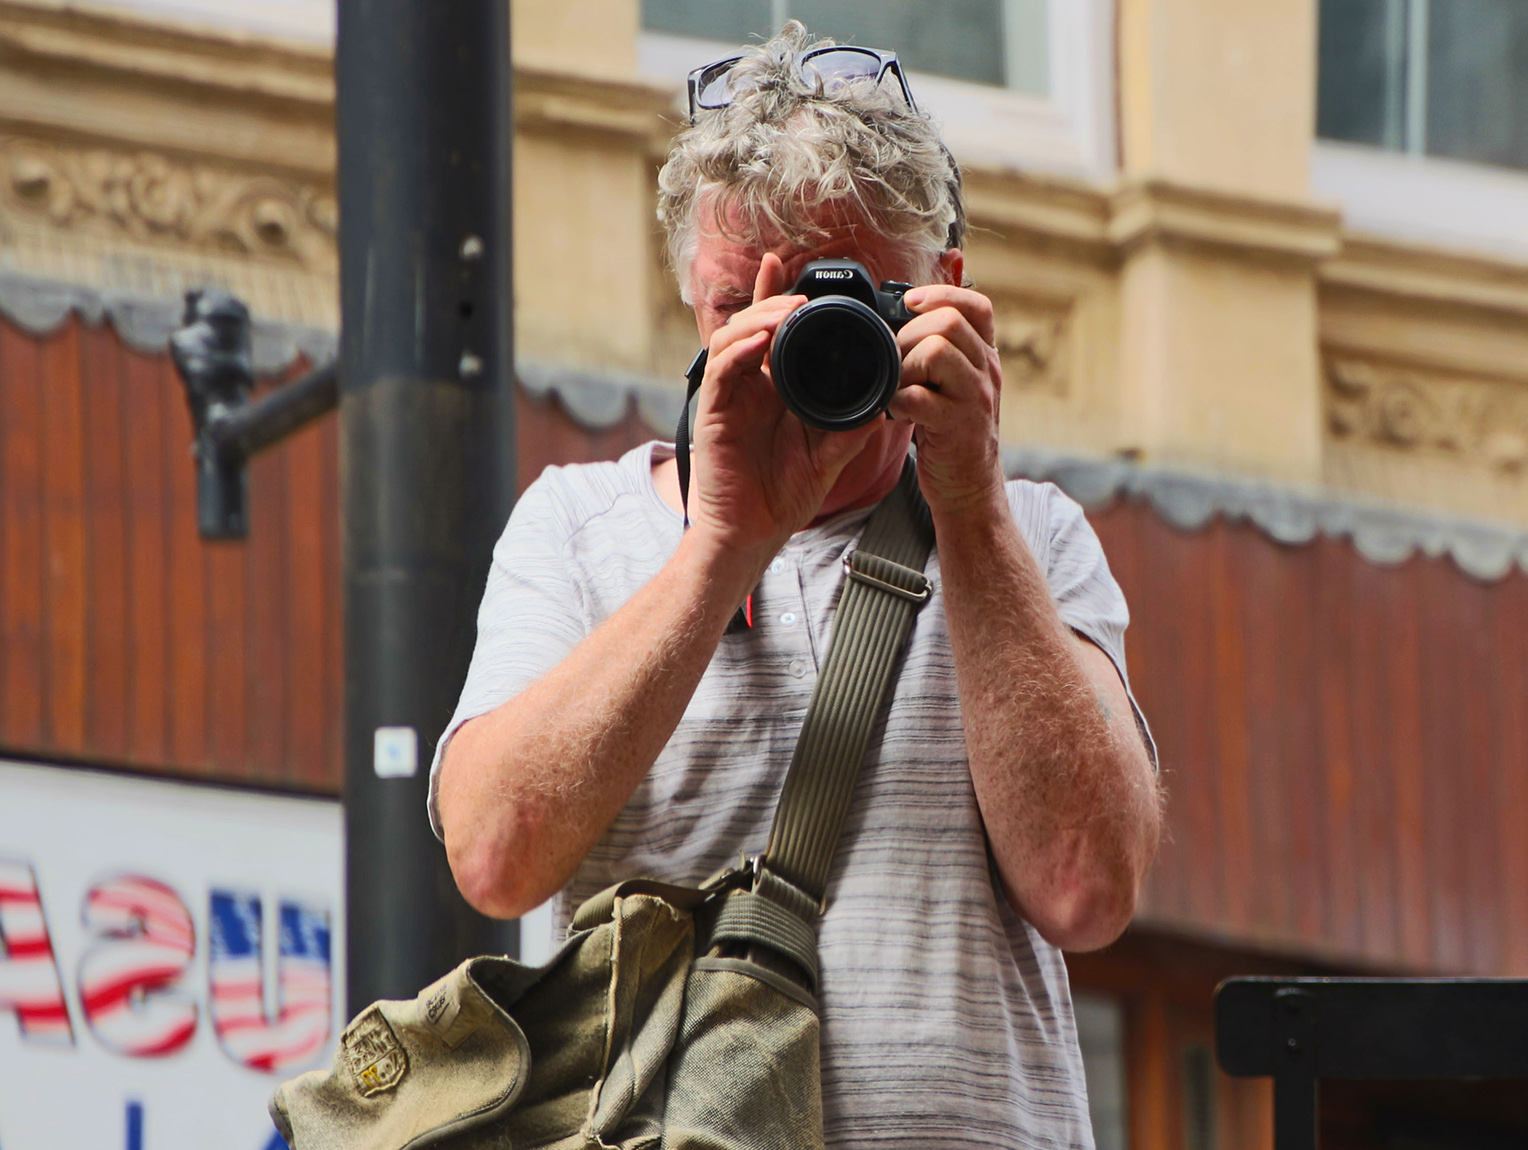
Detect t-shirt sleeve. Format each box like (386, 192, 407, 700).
(1014, 482, 1158, 769)
(426, 472, 589, 840)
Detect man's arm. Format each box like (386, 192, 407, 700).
(439, 525, 764, 918)
(931, 494, 1160, 951)
(891, 278, 1162, 952)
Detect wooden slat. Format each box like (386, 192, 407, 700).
(163, 352, 209, 769)
(1210, 524, 1254, 936)
(1278, 535, 1325, 946)
(1418, 556, 1467, 972)
(1443, 567, 1503, 974)
(320, 410, 344, 783)
(82, 323, 130, 759)
(1497, 576, 1528, 975)
(1234, 526, 1297, 944)
(38, 320, 88, 752)
(1385, 559, 1432, 969)
(205, 540, 248, 776)
(1315, 537, 1359, 956)
(121, 345, 170, 764)
(285, 404, 331, 788)
(244, 400, 289, 782)
(0, 322, 45, 747)
(1176, 520, 1224, 929)
(1345, 554, 1399, 962)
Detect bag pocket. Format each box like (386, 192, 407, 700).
(660, 956, 825, 1150)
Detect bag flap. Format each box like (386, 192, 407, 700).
(271, 956, 531, 1150)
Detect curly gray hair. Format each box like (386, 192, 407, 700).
(657, 21, 965, 302)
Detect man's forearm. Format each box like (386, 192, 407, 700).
(933, 489, 1160, 951)
(438, 527, 774, 918)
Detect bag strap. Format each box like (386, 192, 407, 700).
(669, 361, 933, 912)
(758, 457, 934, 907)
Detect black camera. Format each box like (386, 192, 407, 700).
(770, 259, 915, 430)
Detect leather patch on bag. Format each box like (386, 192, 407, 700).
(344, 1006, 408, 1096)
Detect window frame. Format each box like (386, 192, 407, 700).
(1313, 140, 1528, 264)
(637, 0, 1117, 184)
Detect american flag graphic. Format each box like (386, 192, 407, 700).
(78, 875, 198, 1057)
(0, 859, 73, 1044)
(209, 891, 331, 1073)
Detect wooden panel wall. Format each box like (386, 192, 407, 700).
(3, 315, 1525, 978)
(0, 316, 655, 793)
(0, 316, 344, 791)
(1091, 504, 1528, 978)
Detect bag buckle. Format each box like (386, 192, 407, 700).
(843, 551, 931, 605)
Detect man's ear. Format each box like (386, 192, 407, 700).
(936, 248, 964, 287)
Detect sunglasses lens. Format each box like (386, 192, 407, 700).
(696, 59, 740, 108)
(801, 48, 882, 92)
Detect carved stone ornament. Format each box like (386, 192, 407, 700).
(1326, 356, 1528, 474)
(993, 301, 1068, 395)
(1, 137, 337, 271)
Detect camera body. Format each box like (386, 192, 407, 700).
(770, 259, 915, 430)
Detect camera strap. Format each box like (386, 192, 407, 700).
(759, 456, 933, 904)
(674, 347, 709, 528)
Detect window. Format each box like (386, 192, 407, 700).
(640, 0, 1116, 181)
(1318, 0, 1528, 172)
(1074, 992, 1129, 1150)
(642, 0, 1049, 94)
(1312, 0, 1528, 261)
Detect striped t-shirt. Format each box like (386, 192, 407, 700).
(430, 441, 1149, 1150)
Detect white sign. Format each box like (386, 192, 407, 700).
(0, 759, 344, 1150)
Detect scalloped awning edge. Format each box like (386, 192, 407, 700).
(0, 272, 337, 376)
(6, 275, 1520, 583)
(1004, 445, 1528, 583)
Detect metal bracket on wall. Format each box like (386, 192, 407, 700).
(169, 288, 338, 539)
(1216, 977, 1528, 1150)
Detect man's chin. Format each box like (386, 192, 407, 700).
(812, 424, 914, 523)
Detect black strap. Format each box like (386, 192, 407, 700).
(675, 347, 708, 528)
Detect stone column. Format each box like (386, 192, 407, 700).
(511, 0, 672, 375)
(1115, 0, 1339, 481)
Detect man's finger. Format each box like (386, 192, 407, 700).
(896, 308, 992, 375)
(754, 252, 788, 304)
(903, 285, 997, 348)
(708, 294, 806, 358)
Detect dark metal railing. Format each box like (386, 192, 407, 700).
(1216, 977, 1528, 1149)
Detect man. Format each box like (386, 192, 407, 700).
(431, 23, 1160, 1149)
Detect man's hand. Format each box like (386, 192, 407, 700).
(889, 283, 1006, 517)
(687, 253, 885, 553)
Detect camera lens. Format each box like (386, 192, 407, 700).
(771, 298, 900, 430)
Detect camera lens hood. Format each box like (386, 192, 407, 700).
(770, 295, 901, 431)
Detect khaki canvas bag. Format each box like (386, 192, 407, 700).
(271, 461, 934, 1150)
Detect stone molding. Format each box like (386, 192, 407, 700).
(514, 61, 678, 154)
(1107, 179, 1343, 263)
(1326, 356, 1528, 475)
(1006, 445, 1528, 582)
(1320, 235, 1528, 320)
(1, 134, 337, 269)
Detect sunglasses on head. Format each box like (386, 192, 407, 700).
(687, 45, 918, 124)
